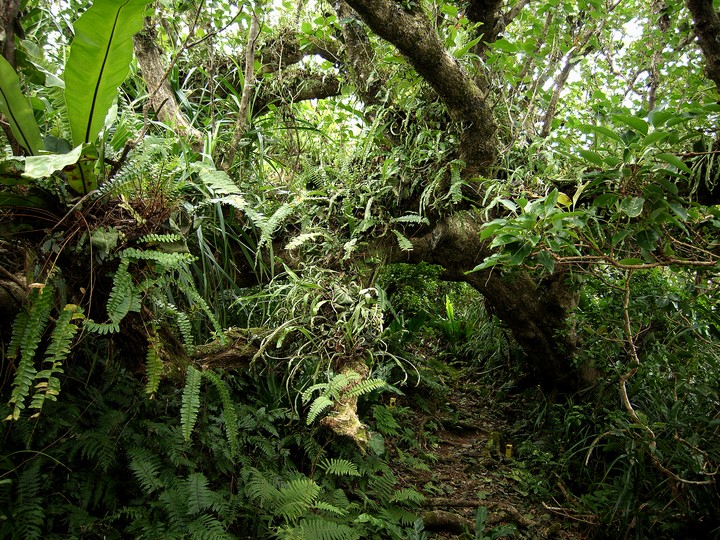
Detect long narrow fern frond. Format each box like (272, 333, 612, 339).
(29, 303, 83, 415)
(6, 284, 55, 420)
(201, 370, 239, 457)
(144, 328, 163, 396)
(181, 366, 203, 442)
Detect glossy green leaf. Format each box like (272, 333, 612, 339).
(0, 56, 44, 155)
(648, 109, 674, 127)
(656, 153, 692, 174)
(64, 0, 150, 146)
(612, 114, 649, 135)
(578, 149, 604, 167)
(536, 250, 555, 273)
(636, 229, 660, 251)
(619, 196, 645, 218)
(23, 145, 84, 179)
(580, 124, 624, 144)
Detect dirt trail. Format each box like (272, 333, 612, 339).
(389, 367, 589, 539)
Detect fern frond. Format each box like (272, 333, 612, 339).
(285, 232, 324, 251)
(343, 379, 387, 399)
(247, 469, 280, 506)
(123, 247, 196, 267)
(389, 488, 425, 505)
(175, 273, 224, 340)
(276, 477, 321, 520)
(105, 258, 133, 324)
(257, 202, 297, 249)
(306, 396, 333, 425)
(300, 518, 360, 540)
(140, 232, 183, 244)
(181, 366, 203, 442)
(201, 370, 240, 457)
(128, 447, 163, 494)
(192, 163, 242, 195)
(144, 329, 163, 395)
(188, 514, 231, 540)
(29, 303, 83, 414)
(312, 501, 348, 516)
(186, 472, 213, 515)
(84, 320, 120, 334)
(7, 284, 55, 420)
(392, 230, 413, 251)
(319, 458, 360, 477)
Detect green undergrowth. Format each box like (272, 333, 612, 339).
(0, 352, 426, 540)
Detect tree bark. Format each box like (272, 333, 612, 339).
(342, 0, 497, 177)
(686, 0, 720, 92)
(133, 20, 203, 143)
(387, 213, 584, 393)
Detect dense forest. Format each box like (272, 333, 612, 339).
(1, 0, 719, 538)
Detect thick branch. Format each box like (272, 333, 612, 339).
(343, 0, 497, 176)
(254, 68, 341, 115)
(686, 0, 720, 92)
(225, 10, 261, 169)
(382, 213, 584, 392)
(133, 20, 202, 142)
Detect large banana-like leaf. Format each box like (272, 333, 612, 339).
(0, 56, 44, 155)
(64, 0, 149, 146)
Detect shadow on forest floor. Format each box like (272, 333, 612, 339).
(385, 365, 594, 539)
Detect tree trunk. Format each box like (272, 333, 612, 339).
(386, 213, 585, 393)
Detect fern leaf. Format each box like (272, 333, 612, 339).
(389, 488, 425, 505)
(188, 514, 231, 540)
(6, 284, 55, 420)
(306, 395, 333, 425)
(186, 472, 212, 515)
(285, 232, 324, 251)
(29, 303, 83, 413)
(140, 232, 183, 244)
(320, 458, 361, 477)
(276, 477, 321, 520)
(191, 163, 242, 195)
(175, 273, 224, 340)
(105, 258, 133, 324)
(312, 501, 348, 516)
(247, 469, 280, 506)
(144, 329, 163, 396)
(257, 202, 296, 249)
(84, 320, 120, 334)
(201, 370, 240, 457)
(392, 229, 413, 251)
(301, 518, 360, 540)
(181, 366, 203, 442)
(343, 378, 387, 399)
(128, 447, 163, 494)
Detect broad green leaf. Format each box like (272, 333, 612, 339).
(23, 145, 84, 179)
(0, 56, 44, 155)
(612, 114, 648, 135)
(557, 192, 572, 207)
(619, 196, 645, 218)
(655, 176, 678, 195)
(578, 149, 604, 167)
(656, 153, 692, 174)
(453, 35, 483, 58)
(593, 193, 618, 207)
(65, 0, 150, 146)
(648, 109, 674, 127)
(580, 124, 623, 144)
(642, 131, 668, 146)
(636, 229, 659, 251)
(536, 250, 555, 273)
